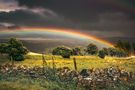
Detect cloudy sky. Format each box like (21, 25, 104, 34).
(0, 0, 135, 42)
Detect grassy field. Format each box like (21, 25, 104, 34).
(0, 53, 135, 90)
(1, 52, 135, 72)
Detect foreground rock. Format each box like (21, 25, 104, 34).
(0, 64, 135, 89)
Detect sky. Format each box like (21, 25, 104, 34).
(0, 0, 135, 43)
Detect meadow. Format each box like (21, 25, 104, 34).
(0, 52, 135, 90)
(1, 52, 135, 72)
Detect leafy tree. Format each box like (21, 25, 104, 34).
(86, 43, 98, 55)
(116, 50, 128, 57)
(102, 48, 109, 55)
(98, 50, 106, 59)
(107, 47, 127, 57)
(107, 48, 117, 57)
(0, 43, 8, 54)
(52, 46, 72, 58)
(72, 47, 82, 55)
(115, 40, 133, 56)
(7, 38, 29, 61)
(115, 40, 125, 51)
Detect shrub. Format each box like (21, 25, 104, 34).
(98, 50, 106, 59)
(0, 43, 9, 54)
(6, 38, 29, 61)
(72, 47, 82, 55)
(86, 43, 98, 55)
(102, 48, 109, 55)
(0, 38, 28, 61)
(12, 54, 25, 61)
(107, 48, 128, 57)
(52, 46, 72, 58)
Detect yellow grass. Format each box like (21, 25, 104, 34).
(1, 52, 135, 72)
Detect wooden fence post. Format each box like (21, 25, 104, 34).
(52, 56, 56, 75)
(73, 57, 77, 71)
(11, 56, 14, 68)
(42, 53, 47, 73)
(52, 56, 56, 70)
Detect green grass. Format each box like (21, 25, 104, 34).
(0, 75, 83, 90)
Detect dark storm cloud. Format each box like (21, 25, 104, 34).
(15, 0, 135, 39)
(16, 0, 135, 22)
(0, 9, 77, 28)
(0, 0, 135, 42)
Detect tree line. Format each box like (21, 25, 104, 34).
(0, 38, 134, 61)
(52, 43, 129, 59)
(52, 40, 135, 59)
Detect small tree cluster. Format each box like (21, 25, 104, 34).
(0, 38, 29, 61)
(115, 40, 135, 56)
(52, 46, 72, 58)
(85, 43, 128, 58)
(102, 48, 128, 57)
(85, 43, 98, 55)
(98, 50, 106, 59)
(72, 47, 82, 55)
(51, 41, 130, 59)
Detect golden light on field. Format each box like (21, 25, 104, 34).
(130, 56, 135, 58)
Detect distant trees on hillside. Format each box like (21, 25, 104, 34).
(72, 47, 82, 55)
(98, 50, 106, 59)
(115, 40, 135, 56)
(52, 46, 72, 58)
(103, 48, 128, 57)
(85, 43, 98, 55)
(51, 41, 132, 59)
(0, 38, 29, 61)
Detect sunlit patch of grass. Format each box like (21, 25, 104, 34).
(1, 53, 135, 72)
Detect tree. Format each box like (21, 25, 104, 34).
(107, 48, 117, 57)
(72, 47, 82, 55)
(115, 40, 133, 56)
(102, 48, 109, 55)
(98, 50, 106, 59)
(116, 50, 128, 57)
(52, 46, 72, 58)
(0, 43, 8, 55)
(86, 43, 98, 55)
(7, 38, 29, 61)
(115, 40, 125, 51)
(107, 47, 128, 57)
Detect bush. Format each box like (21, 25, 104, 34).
(102, 48, 108, 55)
(8, 38, 29, 61)
(0, 38, 29, 61)
(0, 43, 9, 54)
(72, 47, 82, 55)
(86, 43, 98, 55)
(107, 48, 128, 57)
(98, 50, 106, 59)
(12, 54, 25, 61)
(52, 46, 72, 58)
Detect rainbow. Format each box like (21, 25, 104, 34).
(0, 27, 114, 47)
